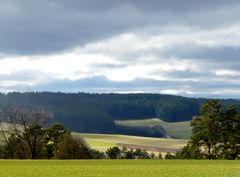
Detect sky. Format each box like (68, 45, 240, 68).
(0, 0, 240, 98)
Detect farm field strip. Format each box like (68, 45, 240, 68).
(77, 133, 188, 153)
(115, 118, 191, 139)
(0, 160, 239, 177)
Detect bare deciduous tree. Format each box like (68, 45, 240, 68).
(0, 107, 52, 159)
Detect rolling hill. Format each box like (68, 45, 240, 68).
(77, 133, 187, 154)
(115, 118, 191, 139)
(0, 92, 239, 137)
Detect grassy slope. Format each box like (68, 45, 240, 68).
(115, 118, 191, 139)
(0, 160, 239, 177)
(76, 133, 187, 153)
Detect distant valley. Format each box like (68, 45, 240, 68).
(0, 92, 239, 139)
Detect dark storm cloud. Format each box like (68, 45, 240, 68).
(0, 0, 240, 98)
(1, 0, 240, 54)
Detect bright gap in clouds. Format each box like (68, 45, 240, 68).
(0, 25, 240, 98)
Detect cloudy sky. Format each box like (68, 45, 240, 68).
(0, 0, 240, 98)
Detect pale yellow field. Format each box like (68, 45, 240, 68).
(75, 133, 187, 153)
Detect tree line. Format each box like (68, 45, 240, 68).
(172, 100, 240, 160)
(0, 92, 239, 138)
(0, 99, 239, 159)
(105, 100, 240, 160)
(0, 107, 92, 159)
(0, 106, 162, 159)
(106, 100, 240, 160)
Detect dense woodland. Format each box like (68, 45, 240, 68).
(0, 100, 239, 159)
(0, 92, 239, 137)
(0, 107, 162, 159)
(174, 100, 240, 159)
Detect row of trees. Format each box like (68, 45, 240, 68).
(0, 107, 91, 159)
(1, 92, 240, 137)
(105, 146, 163, 159)
(1, 100, 239, 160)
(0, 107, 163, 159)
(176, 100, 240, 159)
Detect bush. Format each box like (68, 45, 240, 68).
(158, 152, 163, 159)
(165, 152, 176, 159)
(89, 149, 106, 159)
(57, 133, 90, 159)
(133, 148, 150, 159)
(106, 147, 121, 159)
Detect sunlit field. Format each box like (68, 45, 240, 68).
(0, 160, 239, 177)
(115, 118, 191, 139)
(77, 133, 187, 153)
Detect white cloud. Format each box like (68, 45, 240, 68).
(0, 24, 240, 98)
(215, 69, 240, 77)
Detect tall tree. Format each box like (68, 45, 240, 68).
(44, 123, 67, 158)
(219, 104, 240, 159)
(191, 100, 222, 159)
(0, 107, 52, 159)
(57, 132, 90, 159)
(177, 100, 240, 159)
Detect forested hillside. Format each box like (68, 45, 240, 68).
(0, 92, 239, 137)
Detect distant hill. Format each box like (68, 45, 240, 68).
(115, 118, 191, 139)
(0, 92, 239, 137)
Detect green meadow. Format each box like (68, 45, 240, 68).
(115, 118, 191, 139)
(0, 160, 239, 177)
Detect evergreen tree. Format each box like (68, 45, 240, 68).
(177, 100, 240, 160)
(191, 100, 222, 159)
(218, 104, 240, 159)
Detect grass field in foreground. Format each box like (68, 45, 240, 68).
(0, 160, 239, 177)
(115, 118, 191, 139)
(76, 133, 187, 153)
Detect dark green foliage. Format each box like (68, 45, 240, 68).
(176, 142, 203, 159)
(150, 152, 156, 159)
(57, 132, 90, 159)
(24, 124, 45, 159)
(88, 149, 106, 159)
(106, 146, 121, 159)
(164, 152, 176, 159)
(191, 100, 222, 159)
(1, 129, 91, 159)
(0, 107, 91, 159)
(1, 135, 30, 159)
(133, 148, 150, 159)
(155, 98, 201, 122)
(116, 125, 166, 138)
(217, 104, 240, 159)
(0, 92, 239, 137)
(44, 123, 67, 158)
(158, 152, 163, 159)
(106, 146, 157, 159)
(44, 142, 54, 159)
(177, 100, 240, 159)
(0, 107, 52, 159)
(124, 148, 135, 159)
